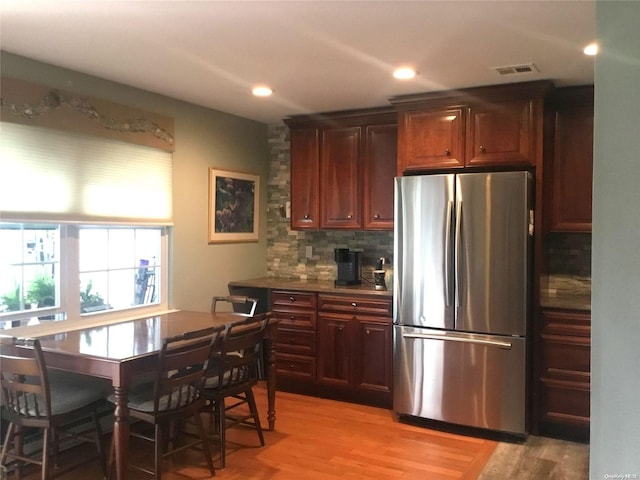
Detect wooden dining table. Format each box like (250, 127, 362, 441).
(36, 310, 278, 480)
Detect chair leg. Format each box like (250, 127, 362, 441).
(193, 412, 215, 477)
(154, 423, 163, 480)
(245, 389, 265, 446)
(41, 428, 50, 480)
(217, 399, 227, 469)
(0, 423, 15, 474)
(92, 410, 108, 480)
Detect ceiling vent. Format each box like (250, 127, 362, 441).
(492, 63, 539, 76)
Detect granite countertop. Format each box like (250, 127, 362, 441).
(539, 274, 591, 311)
(229, 277, 393, 297)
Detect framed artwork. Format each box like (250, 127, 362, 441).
(208, 168, 259, 243)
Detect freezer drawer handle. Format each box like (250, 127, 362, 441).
(403, 332, 512, 349)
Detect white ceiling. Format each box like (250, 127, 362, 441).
(0, 1, 596, 124)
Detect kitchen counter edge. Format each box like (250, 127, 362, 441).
(229, 277, 393, 297)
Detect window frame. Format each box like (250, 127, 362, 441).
(0, 222, 170, 335)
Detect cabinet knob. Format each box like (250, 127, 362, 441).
(338, 327, 344, 332)
(289, 297, 295, 302)
(479, 145, 486, 153)
(373, 213, 380, 219)
(366, 329, 371, 335)
(289, 364, 295, 369)
(347, 214, 353, 219)
(445, 148, 451, 156)
(351, 302, 357, 308)
(289, 315, 295, 320)
(289, 337, 295, 344)
(303, 214, 310, 220)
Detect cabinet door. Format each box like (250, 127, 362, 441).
(317, 314, 352, 387)
(320, 127, 361, 229)
(550, 93, 593, 231)
(398, 108, 465, 173)
(466, 98, 535, 167)
(290, 128, 320, 229)
(353, 318, 392, 394)
(363, 124, 397, 230)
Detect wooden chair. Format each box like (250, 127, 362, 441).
(107, 326, 223, 479)
(202, 312, 271, 468)
(211, 295, 258, 317)
(0, 336, 109, 480)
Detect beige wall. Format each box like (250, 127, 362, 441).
(0, 52, 269, 313)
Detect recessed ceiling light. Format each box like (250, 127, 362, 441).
(393, 67, 417, 80)
(584, 43, 599, 56)
(252, 86, 273, 97)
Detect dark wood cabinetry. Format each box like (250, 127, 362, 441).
(392, 81, 550, 175)
(290, 128, 320, 229)
(535, 308, 591, 441)
(272, 290, 318, 387)
(398, 107, 465, 171)
(466, 97, 535, 167)
(320, 126, 362, 229)
(363, 124, 397, 229)
(317, 294, 392, 407)
(285, 109, 397, 231)
(271, 288, 393, 408)
(547, 86, 594, 232)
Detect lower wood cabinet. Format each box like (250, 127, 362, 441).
(272, 290, 317, 389)
(317, 293, 393, 407)
(535, 308, 591, 441)
(272, 289, 393, 408)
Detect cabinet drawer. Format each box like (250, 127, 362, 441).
(276, 353, 316, 380)
(540, 378, 590, 426)
(272, 290, 317, 311)
(276, 328, 316, 355)
(272, 310, 316, 330)
(541, 334, 591, 382)
(318, 294, 392, 317)
(541, 309, 591, 337)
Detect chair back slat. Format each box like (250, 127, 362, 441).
(211, 295, 258, 317)
(209, 313, 270, 389)
(151, 326, 223, 413)
(0, 336, 51, 421)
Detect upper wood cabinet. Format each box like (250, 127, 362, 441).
(321, 126, 362, 229)
(547, 86, 594, 232)
(286, 109, 397, 231)
(290, 128, 320, 229)
(363, 124, 397, 229)
(391, 81, 551, 175)
(466, 98, 535, 167)
(397, 107, 465, 172)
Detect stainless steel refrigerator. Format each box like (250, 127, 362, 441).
(393, 171, 533, 435)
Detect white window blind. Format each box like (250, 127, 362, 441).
(0, 122, 173, 224)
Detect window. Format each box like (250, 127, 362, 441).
(0, 222, 168, 330)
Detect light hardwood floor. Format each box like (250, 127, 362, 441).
(8, 384, 588, 479)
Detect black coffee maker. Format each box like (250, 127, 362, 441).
(334, 248, 362, 286)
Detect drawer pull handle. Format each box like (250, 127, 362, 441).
(289, 296, 295, 302)
(289, 315, 295, 320)
(351, 302, 357, 308)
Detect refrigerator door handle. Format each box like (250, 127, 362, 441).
(444, 200, 454, 307)
(402, 332, 513, 350)
(454, 200, 463, 309)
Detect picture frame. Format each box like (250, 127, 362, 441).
(208, 168, 259, 243)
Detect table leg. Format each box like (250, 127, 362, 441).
(264, 333, 277, 431)
(112, 385, 130, 479)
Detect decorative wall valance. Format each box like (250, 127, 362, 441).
(0, 76, 175, 152)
